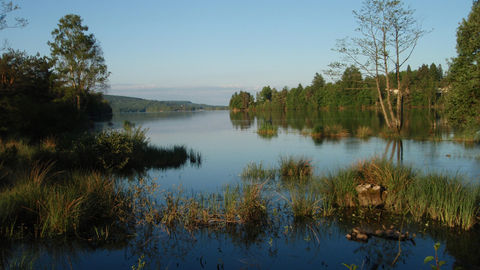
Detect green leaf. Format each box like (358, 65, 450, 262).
(424, 256, 434, 264)
(434, 242, 441, 251)
(439, 261, 446, 266)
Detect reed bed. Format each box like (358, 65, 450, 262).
(319, 159, 480, 230)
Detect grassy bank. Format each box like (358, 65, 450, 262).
(0, 122, 202, 239)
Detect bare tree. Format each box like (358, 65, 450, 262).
(0, 1, 27, 49)
(333, 0, 425, 132)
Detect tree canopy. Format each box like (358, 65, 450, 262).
(48, 14, 109, 110)
(445, 1, 480, 129)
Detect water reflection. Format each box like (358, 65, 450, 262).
(6, 215, 480, 269)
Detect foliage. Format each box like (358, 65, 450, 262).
(445, 2, 480, 129)
(48, 14, 109, 111)
(424, 243, 446, 270)
(229, 91, 254, 111)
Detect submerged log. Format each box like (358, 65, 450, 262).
(346, 226, 415, 243)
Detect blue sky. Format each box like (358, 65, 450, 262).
(3, 0, 474, 105)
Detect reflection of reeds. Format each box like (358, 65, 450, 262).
(310, 124, 349, 139)
(355, 126, 373, 138)
(257, 122, 278, 137)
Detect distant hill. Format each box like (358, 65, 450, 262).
(104, 95, 227, 113)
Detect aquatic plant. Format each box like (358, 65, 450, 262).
(0, 164, 133, 239)
(241, 162, 276, 181)
(424, 242, 446, 270)
(319, 158, 480, 230)
(279, 156, 313, 180)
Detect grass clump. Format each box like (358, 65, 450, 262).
(279, 156, 313, 180)
(283, 183, 323, 221)
(241, 162, 276, 181)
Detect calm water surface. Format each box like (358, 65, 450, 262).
(7, 110, 480, 269)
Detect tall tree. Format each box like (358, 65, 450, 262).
(48, 14, 109, 110)
(334, 0, 425, 132)
(445, 2, 480, 129)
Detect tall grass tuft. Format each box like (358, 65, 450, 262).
(241, 162, 276, 181)
(284, 183, 322, 220)
(279, 156, 313, 181)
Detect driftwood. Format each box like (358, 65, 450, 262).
(346, 226, 416, 243)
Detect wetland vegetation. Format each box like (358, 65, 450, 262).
(1, 0, 480, 268)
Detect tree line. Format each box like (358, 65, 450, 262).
(230, 0, 480, 133)
(230, 63, 445, 112)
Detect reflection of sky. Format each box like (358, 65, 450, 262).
(109, 111, 480, 193)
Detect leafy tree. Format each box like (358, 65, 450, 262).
(48, 14, 110, 110)
(229, 91, 254, 111)
(256, 86, 273, 103)
(445, 1, 480, 129)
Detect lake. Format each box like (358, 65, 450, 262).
(5, 110, 480, 269)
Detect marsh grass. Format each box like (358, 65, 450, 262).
(279, 156, 313, 181)
(241, 162, 276, 181)
(283, 183, 323, 220)
(319, 159, 480, 230)
(156, 182, 268, 230)
(0, 164, 132, 239)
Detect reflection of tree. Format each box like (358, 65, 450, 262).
(229, 111, 255, 130)
(383, 139, 403, 162)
